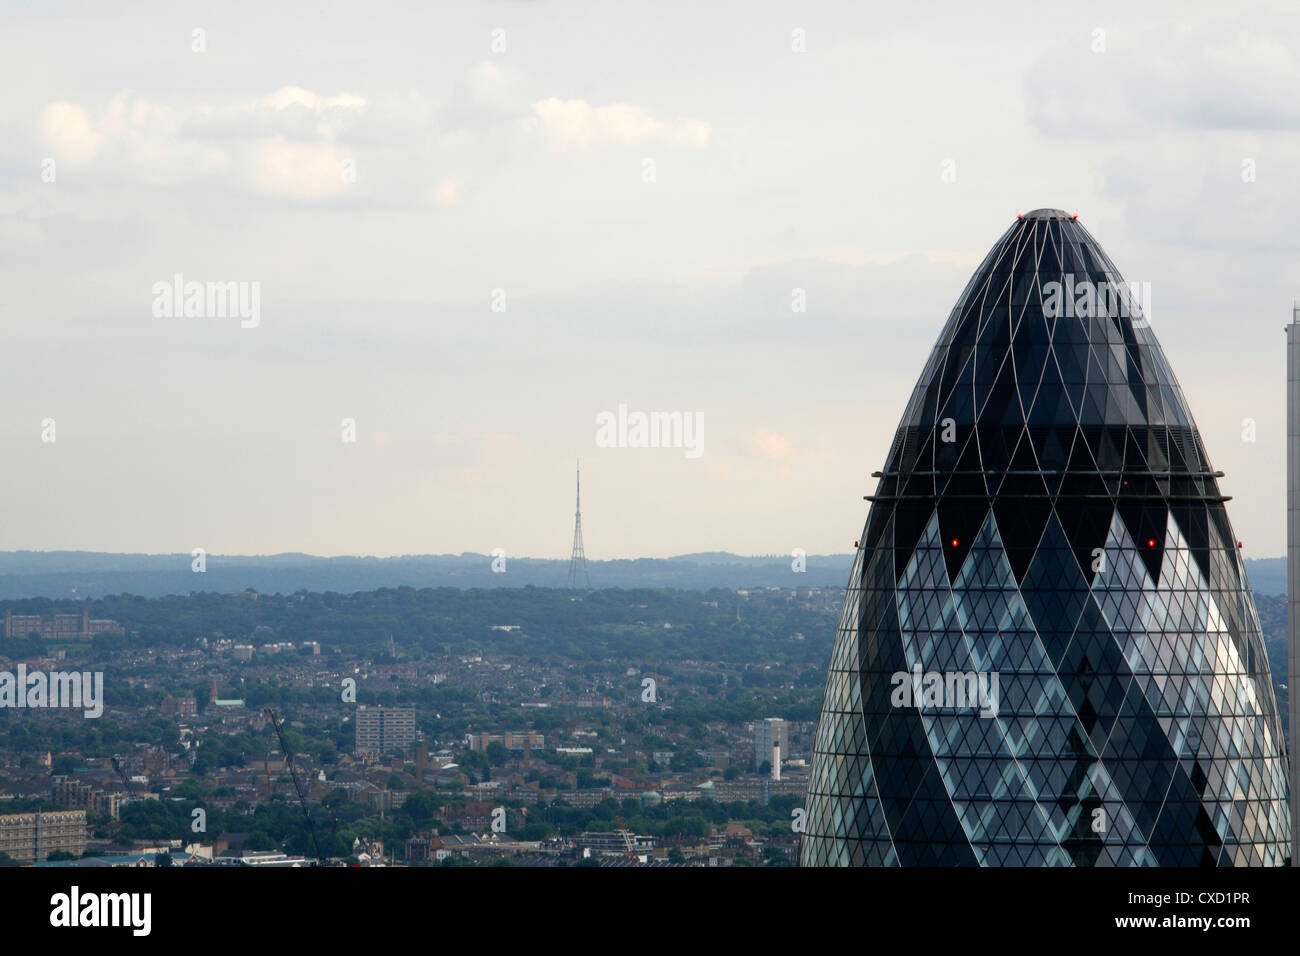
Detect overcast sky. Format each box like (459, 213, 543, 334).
(2, 0, 1299, 560)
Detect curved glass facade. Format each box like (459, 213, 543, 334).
(801, 209, 1291, 866)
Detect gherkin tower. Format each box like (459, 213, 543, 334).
(800, 209, 1290, 867)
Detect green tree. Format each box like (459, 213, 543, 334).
(402, 791, 440, 825)
(51, 755, 79, 775)
(245, 832, 276, 851)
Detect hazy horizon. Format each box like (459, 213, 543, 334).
(0, 546, 1289, 562)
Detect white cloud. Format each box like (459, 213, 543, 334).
(37, 88, 379, 197)
(1019, 16, 1300, 253)
(183, 86, 372, 143)
(531, 98, 709, 152)
(248, 137, 349, 198)
(41, 102, 103, 163)
(1027, 18, 1300, 135)
(42, 94, 227, 181)
(263, 87, 367, 113)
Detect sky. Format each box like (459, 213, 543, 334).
(2, 0, 1299, 560)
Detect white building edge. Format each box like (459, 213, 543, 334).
(1286, 304, 1300, 866)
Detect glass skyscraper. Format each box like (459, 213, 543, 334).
(801, 209, 1291, 866)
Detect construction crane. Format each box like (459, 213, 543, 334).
(110, 756, 135, 798)
(264, 707, 328, 866)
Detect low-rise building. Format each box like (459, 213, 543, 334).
(0, 809, 87, 862)
(465, 731, 544, 751)
(4, 609, 123, 641)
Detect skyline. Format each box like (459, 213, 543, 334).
(4, 1, 1300, 559)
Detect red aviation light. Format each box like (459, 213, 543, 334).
(1147, 539, 1156, 548)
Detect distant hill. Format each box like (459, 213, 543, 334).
(0, 550, 857, 599)
(1244, 557, 1284, 597)
(0, 550, 1284, 600)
